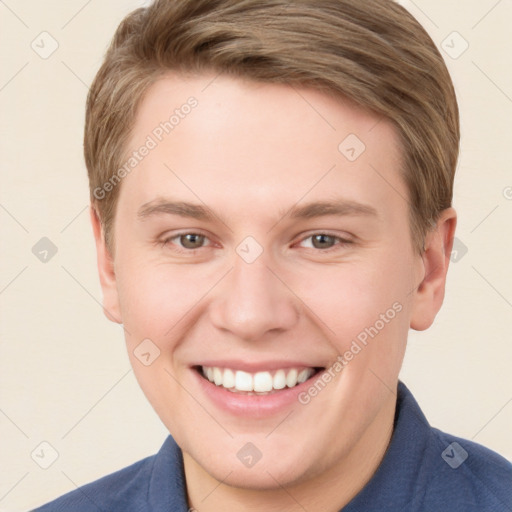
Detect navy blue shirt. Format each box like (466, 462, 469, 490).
(33, 381, 512, 511)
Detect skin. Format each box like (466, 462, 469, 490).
(91, 72, 456, 512)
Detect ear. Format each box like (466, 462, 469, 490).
(410, 207, 457, 331)
(90, 205, 122, 324)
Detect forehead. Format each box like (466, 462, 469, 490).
(118, 72, 407, 226)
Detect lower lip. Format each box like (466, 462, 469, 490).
(193, 368, 319, 418)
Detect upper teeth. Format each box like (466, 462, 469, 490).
(201, 366, 315, 393)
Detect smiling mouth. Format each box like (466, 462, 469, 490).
(195, 365, 324, 395)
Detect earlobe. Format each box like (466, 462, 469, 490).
(89, 205, 122, 324)
(410, 207, 457, 331)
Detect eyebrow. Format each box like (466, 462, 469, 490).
(286, 200, 378, 220)
(137, 197, 378, 222)
(138, 199, 215, 221)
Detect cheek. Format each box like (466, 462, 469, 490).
(115, 259, 216, 342)
(300, 266, 402, 332)
(292, 250, 413, 355)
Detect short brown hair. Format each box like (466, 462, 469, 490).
(85, 0, 459, 255)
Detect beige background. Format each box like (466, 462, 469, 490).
(0, 0, 511, 510)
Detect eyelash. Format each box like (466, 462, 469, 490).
(159, 231, 353, 254)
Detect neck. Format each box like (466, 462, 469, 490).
(183, 393, 396, 512)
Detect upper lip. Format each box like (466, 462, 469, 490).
(193, 360, 325, 372)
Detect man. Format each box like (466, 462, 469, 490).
(34, 0, 512, 510)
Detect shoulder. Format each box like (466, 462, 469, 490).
(381, 382, 512, 512)
(421, 424, 512, 511)
(32, 435, 188, 511)
(32, 451, 158, 511)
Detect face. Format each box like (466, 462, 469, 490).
(92, 72, 453, 492)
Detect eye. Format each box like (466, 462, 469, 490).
(298, 233, 352, 251)
(159, 231, 352, 254)
(161, 232, 211, 252)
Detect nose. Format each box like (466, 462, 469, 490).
(209, 253, 299, 342)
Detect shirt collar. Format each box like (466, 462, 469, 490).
(342, 380, 432, 511)
(148, 433, 189, 510)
